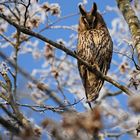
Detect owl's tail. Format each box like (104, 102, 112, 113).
(85, 70, 104, 109)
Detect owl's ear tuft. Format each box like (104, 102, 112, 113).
(79, 5, 86, 16)
(91, 2, 97, 15)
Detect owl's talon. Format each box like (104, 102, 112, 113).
(86, 99, 91, 103)
(92, 64, 100, 71)
(86, 98, 93, 103)
(86, 94, 99, 103)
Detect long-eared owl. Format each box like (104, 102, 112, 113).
(77, 3, 113, 108)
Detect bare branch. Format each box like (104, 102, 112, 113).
(17, 98, 83, 112)
(0, 104, 23, 126)
(0, 116, 20, 135)
(24, 0, 31, 26)
(105, 127, 136, 138)
(46, 13, 79, 28)
(0, 72, 25, 123)
(13, 30, 21, 99)
(0, 33, 15, 46)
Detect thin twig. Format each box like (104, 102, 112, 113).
(95, 90, 122, 105)
(4, 4, 19, 21)
(49, 25, 77, 32)
(24, 0, 31, 26)
(40, 12, 79, 33)
(0, 33, 15, 46)
(0, 98, 83, 113)
(105, 127, 136, 138)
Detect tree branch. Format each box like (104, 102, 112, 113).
(24, 0, 31, 26)
(0, 104, 23, 126)
(116, 0, 140, 63)
(0, 116, 20, 135)
(0, 51, 73, 112)
(0, 13, 134, 96)
(105, 127, 136, 138)
(0, 72, 31, 129)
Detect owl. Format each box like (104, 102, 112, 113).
(77, 3, 113, 108)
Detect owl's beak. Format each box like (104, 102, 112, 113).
(91, 16, 96, 28)
(88, 16, 95, 28)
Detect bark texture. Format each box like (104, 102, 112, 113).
(116, 0, 140, 63)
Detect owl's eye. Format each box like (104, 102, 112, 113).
(92, 16, 96, 22)
(82, 17, 88, 25)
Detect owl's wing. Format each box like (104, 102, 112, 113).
(91, 30, 113, 73)
(78, 62, 86, 84)
(78, 62, 98, 109)
(85, 33, 113, 102)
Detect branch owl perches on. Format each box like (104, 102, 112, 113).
(77, 3, 113, 109)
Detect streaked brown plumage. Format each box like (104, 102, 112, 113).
(77, 3, 113, 108)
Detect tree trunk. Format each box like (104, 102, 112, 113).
(116, 0, 140, 63)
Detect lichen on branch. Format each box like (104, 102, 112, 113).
(116, 0, 140, 63)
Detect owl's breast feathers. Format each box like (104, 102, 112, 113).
(78, 28, 113, 67)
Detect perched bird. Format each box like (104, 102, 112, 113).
(77, 3, 113, 108)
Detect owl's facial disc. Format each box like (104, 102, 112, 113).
(90, 16, 96, 28)
(79, 3, 98, 29)
(82, 14, 96, 29)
